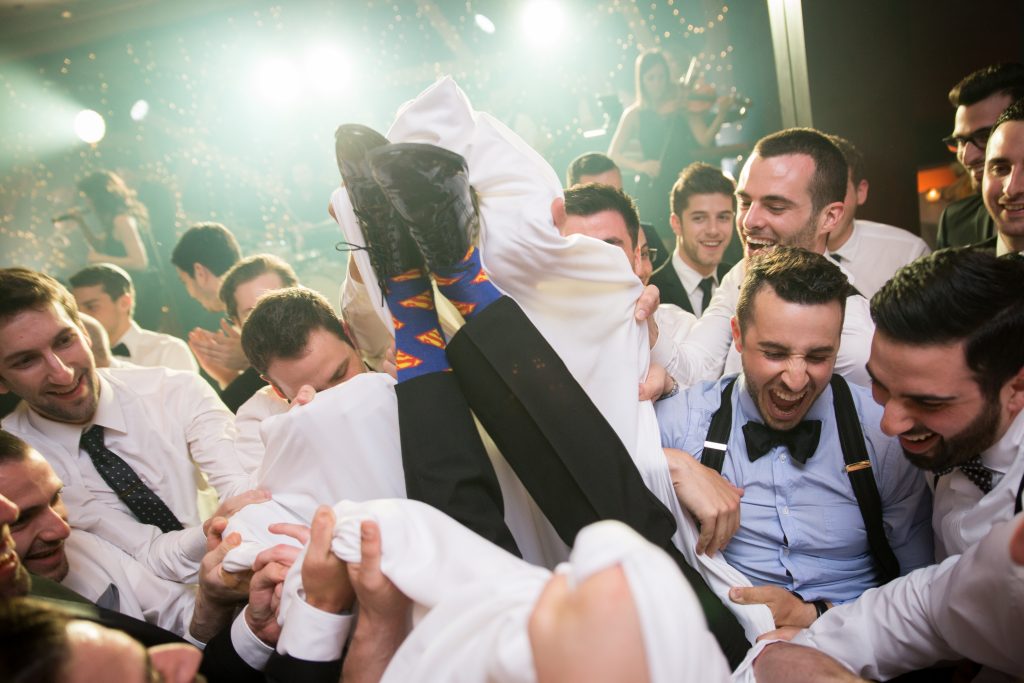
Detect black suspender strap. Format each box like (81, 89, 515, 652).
(702, 375, 900, 584)
(830, 375, 900, 584)
(1015, 470, 1023, 515)
(701, 377, 738, 475)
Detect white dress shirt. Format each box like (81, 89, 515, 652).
(933, 409, 1024, 560)
(826, 219, 930, 300)
(671, 251, 719, 317)
(114, 321, 199, 373)
(2, 365, 250, 582)
(278, 500, 732, 683)
(673, 260, 874, 387)
(63, 530, 197, 637)
(649, 303, 698, 388)
(234, 385, 287, 475)
(785, 513, 1024, 682)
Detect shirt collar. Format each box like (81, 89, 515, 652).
(23, 370, 126, 457)
(112, 320, 143, 350)
(672, 249, 717, 296)
(981, 409, 1024, 474)
(827, 219, 861, 261)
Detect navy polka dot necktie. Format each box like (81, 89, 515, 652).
(937, 456, 994, 495)
(79, 425, 184, 533)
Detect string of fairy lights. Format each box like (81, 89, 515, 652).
(0, 0, 754, 279)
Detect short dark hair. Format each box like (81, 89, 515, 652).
(171, 222, 241, 278)
(871, 248, 1024, 399)
(0, 430, 33, 466)
(991, 97, 1024, 137)
(566, 153, 619, 187)
(0, 599, 72, 683)
(736, 246, 849, 333)
(670, 162, 736, 216)
(752, 128, 848, 216)
(0, 268, 81, 328)
(948, 63, 1024, 108)
(68, 263, 134, 305)
(826, 134, 866, 187)
(563, 183, 640, 249)
(241, 287, 353, 376)
(219, 254, 299, 323)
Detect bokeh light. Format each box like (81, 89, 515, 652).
(73, 109, 105, 143)
(130, 99, 149, 121)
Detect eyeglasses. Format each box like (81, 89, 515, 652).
(640, 246, 659, 263)
(942, 126, 992, 154)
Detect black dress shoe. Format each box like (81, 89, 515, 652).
(334, 124, 423, 282)
(367, 143, 478, 272)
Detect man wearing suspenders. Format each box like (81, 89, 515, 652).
(656, 247, 934, 628)
(749, 249, 1024, 681)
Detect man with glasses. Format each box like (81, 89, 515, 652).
(937, 63, 1024, 249)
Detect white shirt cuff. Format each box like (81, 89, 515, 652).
(276, 596, 354, 662)
(230, 608, 275, 671)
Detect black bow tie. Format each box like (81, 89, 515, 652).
(742, 420, 822, 464)
(936, 456, 994, 494)
(111, 342, 130, 357)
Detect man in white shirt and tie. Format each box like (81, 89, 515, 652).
(823, 135, 930, 299)
(0, 267, 255, 583)
(69, 263, 198, 373)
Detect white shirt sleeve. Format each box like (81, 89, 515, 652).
(649, 304, 699, 388)
(228, 609, 276, 670)
(793, 514, 1024, 679)
(275, 596, 354, 662)
(155, 337, 200, 373)
(672, 261, 745, 385)
(170, 371, 251, 499)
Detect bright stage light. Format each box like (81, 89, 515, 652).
(521, 1, 565, 45)
(303, 44, 350, 96)
(252, 56, 301, 104)
(73, 109, 106, 143)
(474, 13, 496, 34)
(130, 99, 149, 121)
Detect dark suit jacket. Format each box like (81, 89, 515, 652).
(936, 194, 994, 249)
(649, 257, 732, 315)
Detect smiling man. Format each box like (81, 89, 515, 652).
(981, 98, 1024, 255)
(648, 162, 736, 318)
(0, 267, 250, 584)
(657, 247, 932, 627)
(868, 248, 1024, 560)
(672, 128, 875, 388)
(936, 64, 1024, 249)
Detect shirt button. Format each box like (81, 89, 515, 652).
(781, 505, 790, 515)
(783, 547, 790, 555)
(779, 454, 788, 463)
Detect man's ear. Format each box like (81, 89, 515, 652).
(855, 179, 869, 207)
(816, 201, 846, 239)
(193, 263, 212, 286)
(116, 293, 133, 315)
(261, 375, 289, 401)
(669, 212, 683, 238)
(730, 316, 743, 354)
(342, 322, 360, 352)
(1002, 366, 1024, 416)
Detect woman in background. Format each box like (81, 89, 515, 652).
(608, 50, 732, 239)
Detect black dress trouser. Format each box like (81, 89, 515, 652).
(397, 295, 750, 669)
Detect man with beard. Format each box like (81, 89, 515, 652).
(744, 248, 1024, 683)
(656, 247, 932, 628)
(867, 248, 1024, 559)
(670, 128, 875, 388)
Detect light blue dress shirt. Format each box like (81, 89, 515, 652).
(656, 374, 934, 604)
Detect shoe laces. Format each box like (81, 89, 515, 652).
(334, 239, 389, 304)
